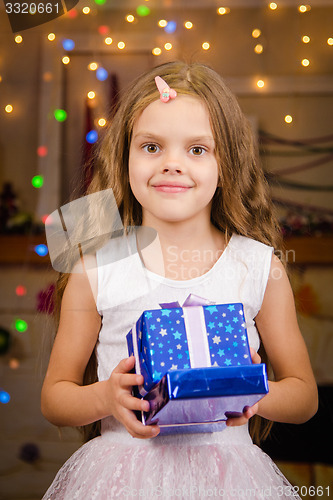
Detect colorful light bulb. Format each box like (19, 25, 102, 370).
(164, 21, 177, 34)
(15, 318, 28, 332)
(0, 391, 10, 404)
(62, 38, 75, 51)
(96, 67, 108, 81)
(37, 146, 48, 157)
(86, 130, 98, 144)
(136, 5, 150, 16)
(34, 244, 48, 256)
(32, 175, 44, 188)
(16, 285, 27, 296)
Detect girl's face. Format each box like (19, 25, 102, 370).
(128, 95, 219, 228)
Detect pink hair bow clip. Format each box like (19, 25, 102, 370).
(155, 76, 177, 103)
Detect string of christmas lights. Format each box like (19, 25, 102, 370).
(1, 2, 333, 403)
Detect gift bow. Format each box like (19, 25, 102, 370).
(159, 294, 215, 369)
(159, 293, 214, 309)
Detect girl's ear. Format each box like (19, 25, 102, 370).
(216, 176, 223, 188)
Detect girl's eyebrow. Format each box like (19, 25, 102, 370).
(133, 132, 215, 144)
(132, 132, 161, 141)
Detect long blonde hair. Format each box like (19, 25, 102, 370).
(55, 61, 283, 443)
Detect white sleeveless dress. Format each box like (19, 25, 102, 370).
(43, 233, 300, 499)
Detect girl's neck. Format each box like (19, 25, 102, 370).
(138, 215, 227, 281)
(142, 212, 224, 251)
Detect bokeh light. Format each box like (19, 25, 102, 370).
(0, 390, 10, 404)
(96, 67, 108, 81)
(136, 5, 150, 16)
(62, 38, 75, 51)
(34, 244, 48, 257)
(152, 47, 162, 56)
(37, 145, 48, 157)
(15, 318, 28, 332)
(54, 109, 67, 121)
(184, 21, 193, 29)
(298, 4, 311, 13)
(252, 29, 261, 38)
(16, 285, 27, 296)
(32, 175, 44, 188)
(217, 7, 230, 15)
(86, 130, 98, 144)
(98, 25, 109, 35)
(88, 62, 98, 71)
(67, 8, 78, 18)
(164, 21, 177, 34)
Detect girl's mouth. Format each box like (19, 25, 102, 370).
(152, 185, 192, 193)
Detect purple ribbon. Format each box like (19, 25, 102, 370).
(160, 294, 215, 368)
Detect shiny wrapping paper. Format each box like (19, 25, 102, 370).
(140, 365, 269, 434)
(127, 298, 252, 396)
(127, 298, 269, 434)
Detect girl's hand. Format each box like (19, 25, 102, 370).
(225, 348, 261, 427)
(106, 356, 160, 439)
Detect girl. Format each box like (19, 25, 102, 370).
(41, 61, 318, 499)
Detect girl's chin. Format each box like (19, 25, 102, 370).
(144, 214, 200, 226)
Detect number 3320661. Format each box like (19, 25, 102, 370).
(5, 2, 60, 14)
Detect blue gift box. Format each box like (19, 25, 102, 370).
(141, 365, 269, 434)
(127, 297, 253, 396)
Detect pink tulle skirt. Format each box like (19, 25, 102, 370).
(42, 422, 300, 500)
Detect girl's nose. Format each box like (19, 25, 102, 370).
(162, 157, 183, 174)
(162, 165, 182, 174)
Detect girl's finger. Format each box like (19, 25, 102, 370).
(226, 415, 249, 427)
(120, 393, 150, 413)
(124, 411, 160, 439)
(226, 403, 259, 427)
(244, 403, 259, 418)
(112, 356, 136, 374)
(250, 348, 261, 364)
(117, 373, 144, 389)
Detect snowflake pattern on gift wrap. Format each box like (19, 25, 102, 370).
(137, 303, 252, 388)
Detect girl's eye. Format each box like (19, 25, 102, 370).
(143, 144, 159, 154)
(190, 146, 205, 156)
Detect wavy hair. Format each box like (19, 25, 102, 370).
(54, 61, 283, 444)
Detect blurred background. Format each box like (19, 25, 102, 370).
(0, 0, 332, 498)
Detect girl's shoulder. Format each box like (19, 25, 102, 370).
(96, 232, 137, 266)
(66, 254, 99, 310)
(228, 234, 274, 261)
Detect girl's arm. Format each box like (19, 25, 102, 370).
(255, 255, 318, 423)
(41, 258, 158, 439)
(227, 255, 318, 427)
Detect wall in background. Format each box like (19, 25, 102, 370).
(0, 1, 332, 498)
